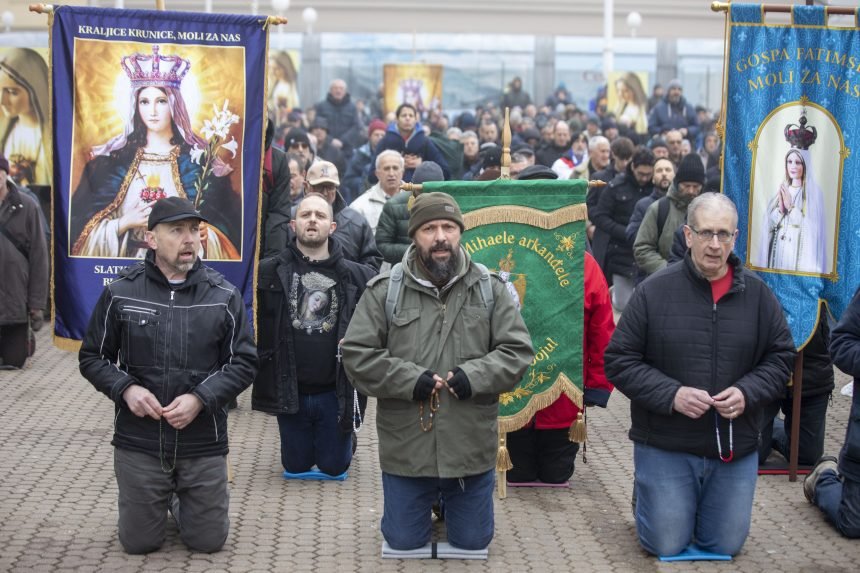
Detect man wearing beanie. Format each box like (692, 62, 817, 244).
(633, 153, 705, 277)
(0, 154, 48, 369)
(374, 161, 444, 265)
(342, 192, 533, 552)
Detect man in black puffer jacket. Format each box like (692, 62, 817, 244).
(253, 194, 375, 476)
(605, 193, 794, 557)
(79, 197, 258, 555)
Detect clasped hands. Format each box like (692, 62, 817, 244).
(413, 368, 472, 401)
(122, 384, 203, 430)
(673, 386, 745, 420)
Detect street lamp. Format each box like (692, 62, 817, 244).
(302, 7, 318, 35)
(271, 0, 290, 13)
(627, 11, 642, 38)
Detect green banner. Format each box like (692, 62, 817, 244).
(422, 179, 586, 433)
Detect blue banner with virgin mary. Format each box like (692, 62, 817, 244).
(723, 3, 860, 348)
(51, 6, 268, 347)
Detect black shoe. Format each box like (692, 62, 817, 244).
(227, 399, 238, 410)
(803, 456, 838, 503)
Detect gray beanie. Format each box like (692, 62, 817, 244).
(412, 161, 444, 184)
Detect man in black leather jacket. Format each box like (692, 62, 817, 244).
(79, 197, 257, 554)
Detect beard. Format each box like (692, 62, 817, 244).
(418, 241, 459, 286)
(297, 229, 328, 249)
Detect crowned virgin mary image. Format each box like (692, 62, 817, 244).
(70, 45, 241, 259)
(755, 111, 827, 275)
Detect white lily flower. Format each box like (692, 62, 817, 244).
(202, 119, 217, 141)
(190, 145, 205, 164)
(220, 137, 239, 158)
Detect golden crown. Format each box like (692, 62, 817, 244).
(121, 45, 190, 89)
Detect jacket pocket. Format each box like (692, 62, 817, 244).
(459, 305, 491, 361)
(117, 307, 161, 367)
(388, 307, 421, 357)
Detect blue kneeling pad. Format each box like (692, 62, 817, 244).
(659, 545, 732, 562)
(282, 469, 348, 481)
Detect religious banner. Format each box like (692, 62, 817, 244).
(383, 63, 443, 116)
(0, 47, 51, 189)
(51, 6, 269, 347)
(421, 179, 587, 435)
(722, 3, 860, 348)
(607, 71, 650, 137)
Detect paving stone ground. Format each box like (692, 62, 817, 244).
(1, 326, 857, 572)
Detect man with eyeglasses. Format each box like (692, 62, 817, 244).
(605, 193, 794, 557)
(285, 128, 314, 167)
(633, 154, 705, 278)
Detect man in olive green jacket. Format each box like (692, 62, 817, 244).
(342, 192, 533, 552)
(633, 153, 705, 277)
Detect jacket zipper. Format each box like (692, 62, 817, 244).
(711, 302, 718, 395)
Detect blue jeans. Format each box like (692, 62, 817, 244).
(381, 469, 495, 550)
(633, 443, 758, 556)
(276, 390, 352, 476)
(813, 470, 860, 538)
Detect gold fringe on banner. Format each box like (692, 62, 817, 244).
(54, 336, 82, 352)
(464, 204, 587, 231)
(498, 372, 583, 435)
(569, 409, 587, 443)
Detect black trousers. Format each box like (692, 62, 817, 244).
(506, 426, 579, 484)
(0, 323, 29, 368)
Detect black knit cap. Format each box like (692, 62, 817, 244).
(408, 192, 464, 237)
(675, 153, 706, 185)
(147, 196, 208, 230)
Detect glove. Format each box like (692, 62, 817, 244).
(29, 309, 44, 332)
(446, 367, 472, 400)
(413, 370, 437, 401)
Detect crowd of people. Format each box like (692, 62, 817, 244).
(2, 72, 858, 561)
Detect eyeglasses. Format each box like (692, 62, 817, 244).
(290, 143, 310, 150)
(688, 227, 736, 244)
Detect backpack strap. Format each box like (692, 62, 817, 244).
(385, 263, 405, 324)
(385, 261, 495, 324)
(656, 196, 671, 238)
(474, 262, 495, 316)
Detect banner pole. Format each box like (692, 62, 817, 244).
(711, 2, 855, 15)
(155, 0, 166, 10)
(500, 107, 511, 180)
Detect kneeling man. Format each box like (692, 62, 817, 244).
(342, 192, 533, 551)
(79, 197, 257, 553)
(253, 194, 375, 475)
(604, 193, 794, 556)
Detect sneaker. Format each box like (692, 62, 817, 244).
(803, 456, 838, 503)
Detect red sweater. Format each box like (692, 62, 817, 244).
(534, 252, 615, 429)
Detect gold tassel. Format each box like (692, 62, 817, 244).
(569, 410, 587, 443)
(496, 431, 511, 499)
(496, 432, 513, 471)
